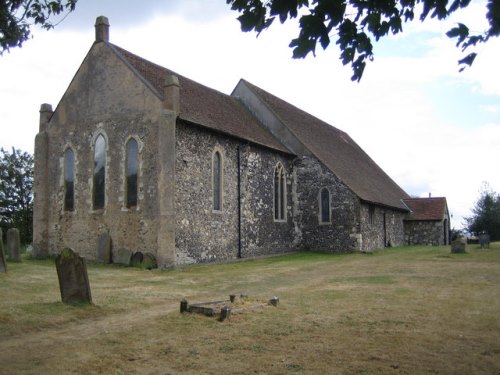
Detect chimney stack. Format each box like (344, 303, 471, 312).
(163, 75, 180, 114)
(39, 103, 53, 132)
(95, 16, 110, 43)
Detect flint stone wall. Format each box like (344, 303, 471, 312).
(360, 205, 406, 251)
(238, 143, 297, 258)
(404, 220, 447, 246)
(175, 122, 297, 264)
(294, 156, 360, 252)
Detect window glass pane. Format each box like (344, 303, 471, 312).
(274, 167, 280, 219)
(274, 164, 285, 221)
(64, 148, 74, 211)
(213, 152, 221, 211)
(93, 135, 106, 209)
(279, 167, 285, 220)
(321, 188, 330, 222)
(126, 139, 138, 208)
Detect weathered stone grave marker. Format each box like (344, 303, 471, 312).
(7, 228, 21, 262)
(55, 248, 92, 304)
(96, 232, 112, 263)
(451, 239, 466, 254)
(479, 233, 490, 249)
(0, 228, 7, 272)
(115, 248, 133, 265)
(131, 251, 143, 266)
(142, 252, 158, 269)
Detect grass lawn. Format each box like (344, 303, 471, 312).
(1, 243, 499, 374)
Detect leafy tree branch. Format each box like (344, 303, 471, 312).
(227, 0, 500, 81)
(0, 0, 78, 54)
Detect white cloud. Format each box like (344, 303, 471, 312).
(0, 2, 498, 231)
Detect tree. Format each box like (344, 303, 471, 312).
(464, 183, 500, 241)
(227, 0, 500, 81)
(0, 147, 34, 244)
(0, 0, 78, 55)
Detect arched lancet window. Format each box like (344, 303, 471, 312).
(64, 148, 75, 211)
(125, 138, 139, 208)
(274, 163, 286, 221)
(320, 188, 330, 223)
(213, 150, 222, 211)
(93, 134, 106, 209)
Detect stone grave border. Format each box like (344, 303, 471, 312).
(180, 294, 279, 321)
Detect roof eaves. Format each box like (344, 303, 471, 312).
(360, 198, 410, 212)
(178, 117, 295, 156)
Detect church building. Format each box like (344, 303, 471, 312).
(33, 17, 448, 267)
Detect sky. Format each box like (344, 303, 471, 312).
(0, 0, 499, 230)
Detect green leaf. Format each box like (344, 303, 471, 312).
(458, 52, 476, 71)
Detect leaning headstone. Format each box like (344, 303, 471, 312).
(7, 228, 21, 262)
(451, 239, 466, 254)
(131, 251, 143, 266)
(115, 248, 133, 265)
(479, 233, 490, 249)
(142, 252, 157, 270)
(55, 248, 92, 304)
(96, 232, 112, 263)
(0, 229, 7, 272)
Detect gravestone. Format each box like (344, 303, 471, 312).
(55, 248, 92, 304)
(96, 232, 112, 263)
(7, 228, 21, 262)
(0, 229, 6, 272)
(131, 251, 143, 266)
(451, 239, 466, 254)
(115, 248, 133, 265)
(479, 233, 490, 249)
(142, 252, 158, 269)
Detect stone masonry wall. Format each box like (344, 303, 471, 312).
(175, 123, 239, 264)
(404, 221, 446, 246)
(175, 122, 297, 264)
(294, 156, 360, 252)
(37, 42, 164, 261)
(239, 144, 297, 258)
(359, 204, 406, 251)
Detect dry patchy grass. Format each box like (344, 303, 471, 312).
(1, 244, 499, 374)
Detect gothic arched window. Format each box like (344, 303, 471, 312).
(93, 134, 106, 209)
(125, 138, 139, 208)
(274, 163, 286, 221)
(320, 187, 331, 223)
(64, 148, 75, 211)
(213, 150, 222, 211)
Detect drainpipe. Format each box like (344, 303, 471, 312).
(237, 145, 242, 258)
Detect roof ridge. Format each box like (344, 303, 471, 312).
(108, 44, 291, 154)
(240, 79, 344, 134)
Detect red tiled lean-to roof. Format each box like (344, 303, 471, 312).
(239, 80, 410, 210)
(109, 44, 290, 154)
(403, 197, 448, 221)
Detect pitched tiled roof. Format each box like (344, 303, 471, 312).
(240, 80, 410, 210)
(109, 44, 290, 154)
(403, 197, 448, 221)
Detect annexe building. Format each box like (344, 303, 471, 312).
(403, 197, 450, 246)
(33, 17, 428, 267)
